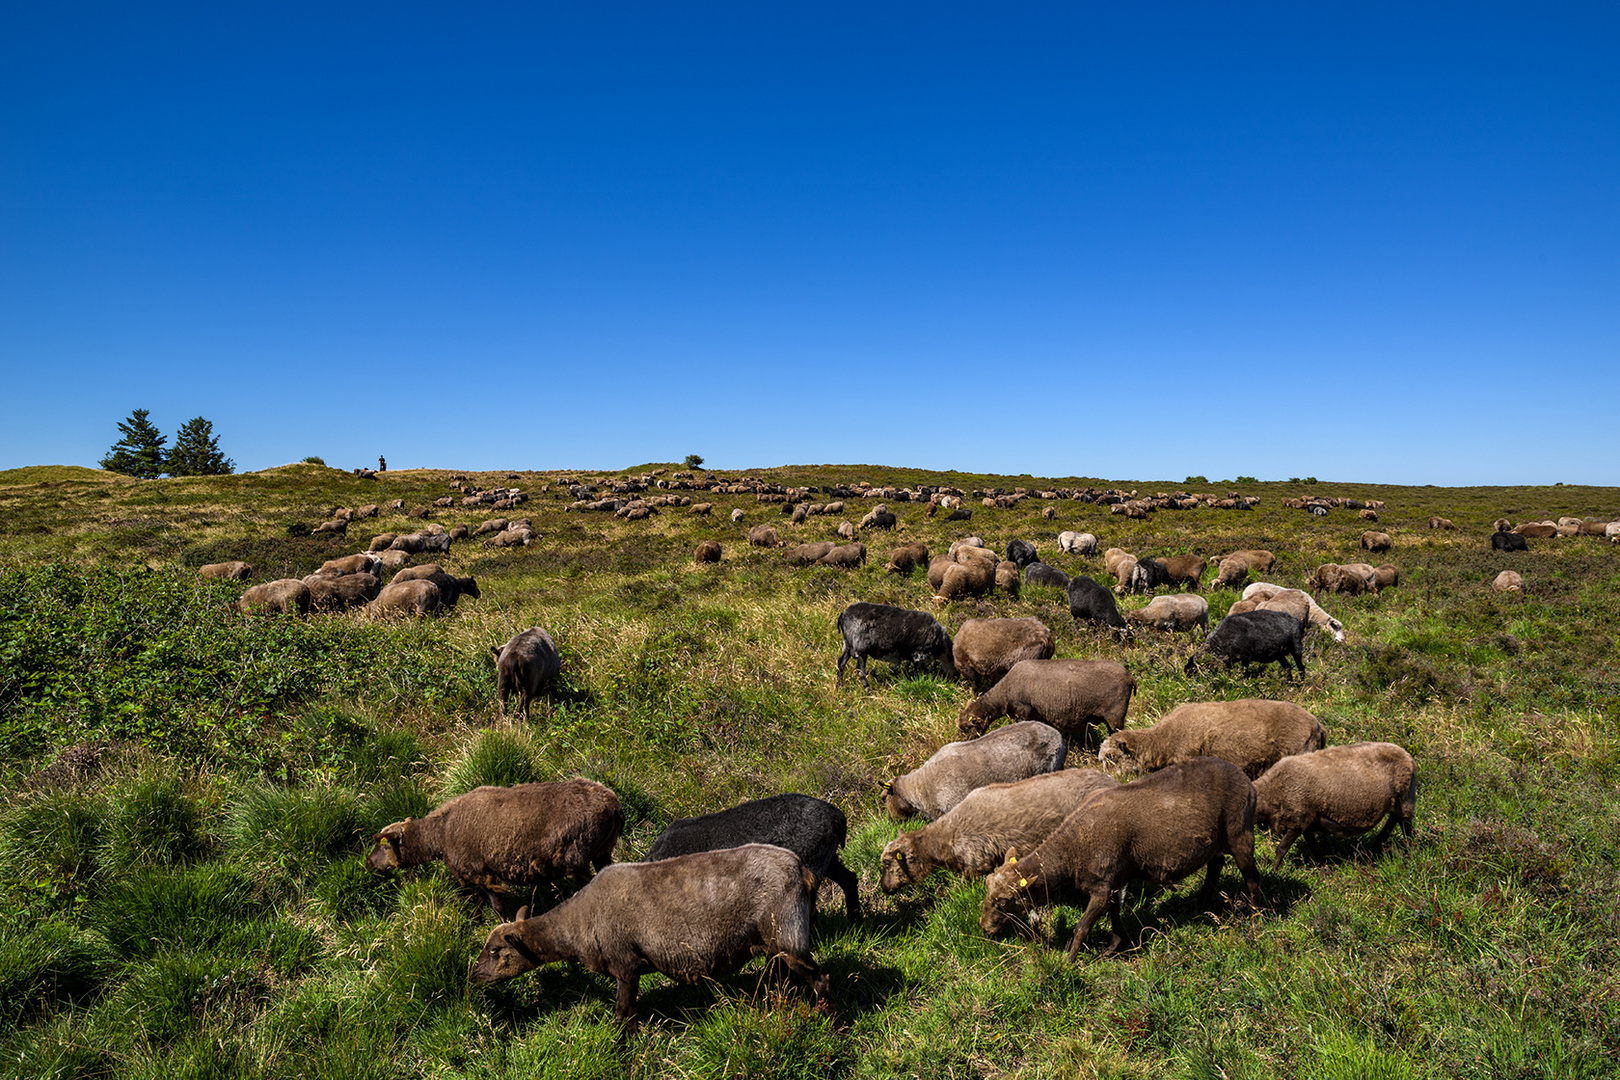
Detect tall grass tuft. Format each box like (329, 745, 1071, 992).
(441, 729, 547, 796)
(223, 782, 366, 896)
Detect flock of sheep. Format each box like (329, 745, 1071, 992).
(190, 474, 1617, 1031)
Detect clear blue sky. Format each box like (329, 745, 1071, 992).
(3, 3, 1616, 484)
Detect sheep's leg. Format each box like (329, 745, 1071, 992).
(825, 857, 862, 922)
(774, 951, 832, 1010)
(1068, 891, 1112, 961)
(612, 973, 641, 1032)
(1195, 854, 1225, 911)
(835, 647, 850, 686)
(857, 656, 871, 690)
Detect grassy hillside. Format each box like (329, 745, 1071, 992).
(0, 463, 1616, 1078)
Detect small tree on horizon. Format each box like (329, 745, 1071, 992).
(683, 453, 704, 470)
(100, 409, 168, 478)
(166, 416, 235, 476)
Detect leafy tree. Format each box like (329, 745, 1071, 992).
(683, 454, 704, 470)
(100, 409, 168, 478)
(166, 416, 235, 476)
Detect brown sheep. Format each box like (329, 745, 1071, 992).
(1253, 742, 1416, 869)
(693, 539, 722, 564)
(979, 757, 1262, 958)
(367, 533, 398, 552)
(372, 549, 411, 572)
(1215, 549, 1276, 574)
(1514, 522, 1558, 538)
(304, 572, 381, 612)
(1493, 518, 1513, 532)
(366, 579, 443, 618)
(234, 579, 311, 616)
(1155, 555, 1206, 591)
(885, 541, 929, 575)
(318, 553, 378, 577)
(1493, 569, 1524, 593)
(995, 560, 1022, 598)
(1338, 563, 1379, 593)
(1109, 554, 1138, 594)
(1373, 563, 1399, 589)
(690, 502, 713, 515)
(747, 524, 780, 547)
(952, 617, 1056, 694)
(819, 543, 867, 568)
(1361, 531, 1393, 553)
(1250, 587, 1345, 642)
(468, 845, 828, 1032)
(836, 520, 857, 540)
(879, 769, 1119, 891)
(926, 553, 955, 591)
(368, 779, 622, 918)
(1123, 594, 1209, 636)
(393, 564, 480, 608)
(784, 541, 835, 565)
(493, 628, 563, 721)
(886, 721, 1067, 821)
(475, 518, 509, 536)
(1358, 509, 1379, 522)
(957, 659, 1135, 744)
(1099, 699, 1326, 779)
(312, 519, 347, 536)
(1211, 556, 1250, 590)
(198, 561, 253, 581)
(935, 556, 995, 602)
(1429, 516, 1456, 530)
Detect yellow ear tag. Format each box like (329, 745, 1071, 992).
(1018, 878, 1028, 888)
(1008, 855, 1017, 865)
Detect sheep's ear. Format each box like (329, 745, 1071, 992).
(894, 829, 903, 842)
(491, 645, 501, 659)
(1005, 848, 1019, 865)
(514, 905, 529, 922)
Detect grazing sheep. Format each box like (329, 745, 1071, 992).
(949, 537, 986, 556)
(1514, 523, 1558, 538)
(952, 617, 1056, 694)
(305, 571, 381, 612)
(1358, 509, 1379, 522)
(1005, 539, 1039, 568)
(836, 602, 955, 689)
(885, 541, 929, 575)
(367, 779, 622, 918)
(936, 556, 996, 602)
(1099, 698, 1325, 779)
(1186, 610, 1305, 678)
(1211, 556, 1250, 590)
(886, 721, 1067, 821)
(1058, 531, 1097, 555)
(880, 769, 1119, 891)
(372, 549, 411, 572)
(1429, 517, 1456, 530)
(198, 561, 253, 581)
(368, 533, 399, 552)
(836, 520, 857, 540)
(690, 502, 713, 515)
(1493, 518, 1513, 533)
(1253, 742, 1416, 869)
(1022, 562, 1070, 590)
(234, 579, 312, 616)
(1361, 531, 1393, 553)
(694, 539, 722, 564)
(1252, 588, 1345, 642)
(819, 542, 867, 568)
(1493, 569, 1524, 593)
(393, 564, 480, 608)
(1123, 594, 1209, 636)
(784, 541, 835, 566)
(475, 518, 509, 536)
(957, 659, 1135, 744)
(493, 628, 562, 721)
(995, 560, 1022, 597)
(313, 519, 348, 536)
(979, 757, 1262, 958)
(1338, 563, 1380, 593)
(1127, 557, 1171, 594)
(644, 794, 860, 922)
(1110, 554, 1139, 594)
(1215, 550, 1276, 575)
(1373, 563, 1399, 590)
(449, 524, 469, 541)
(1157, 555, 1206, 591)
(859, 506, 897, 530)
(1102, 548, 1132, 578)
(468, 845, 828, 1031)
(366, 579, 443, 618)
(945, 506, 973, 521)
(1066, 576, 1127, 630)
(730, 508, 745, 524)
(747, 524, 780, 547)
(1491, 532, 1529, 552)
(926, 553, 955, 591)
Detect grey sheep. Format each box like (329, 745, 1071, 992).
(1099, 698, 1326, 779)
(880, 768, 1118, 891)
(886, 720, 1067, 821)
(234, 579, 311, 616)
(366, 579, 443, 618)
(1253, 742, 1417, 869)
(1123, 594, 1209, 635)
(198, 561, 253, 581)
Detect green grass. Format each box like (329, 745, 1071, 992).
(0, 464, 1617, 1075)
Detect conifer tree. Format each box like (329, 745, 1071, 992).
(99, 409, 168, 478)
(166, 416, 235, 476)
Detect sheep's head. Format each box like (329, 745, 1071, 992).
(1097, 733, 1136, 773)
(884, 782, 915, 820)
(979, 849, 1034, 935)
(366, 821, 410, 872)
(879, 831, 924, 893)
(956, 703, 987, 737)
(469, 909, 551, 985)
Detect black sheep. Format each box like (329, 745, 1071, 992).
(644, 794, 860, 922)
(1022, 562, 1070, 590)
(1066, 575, 1127, 630)
(1491, 531, 1529, 552)
(1188, 609, 1305, 678)
(1005, 538, 1039, 568)
(836, 602, 956, 688)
